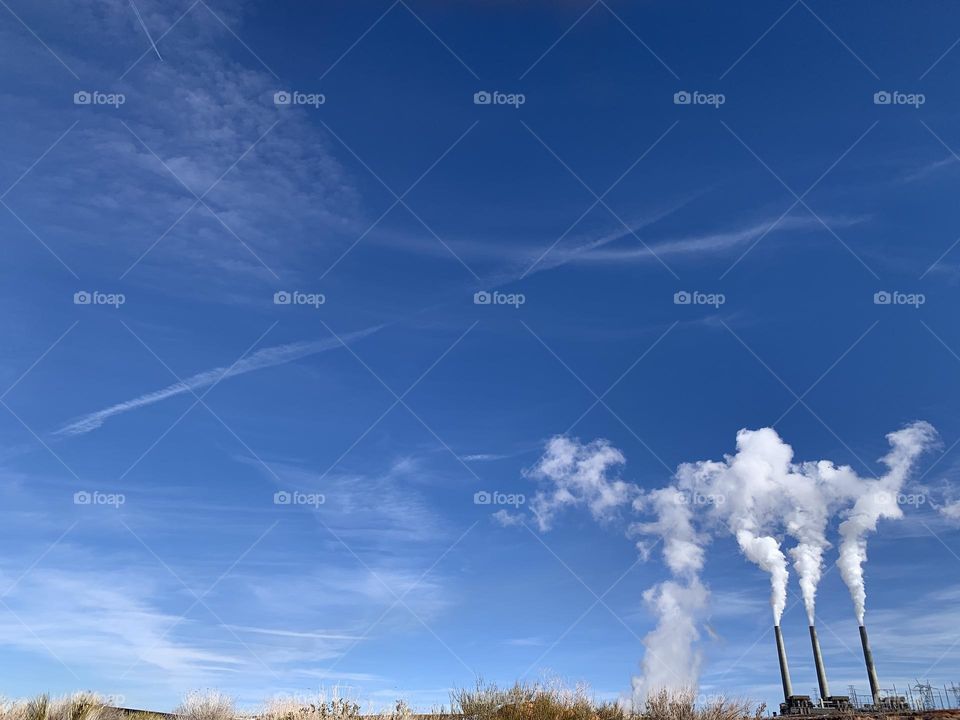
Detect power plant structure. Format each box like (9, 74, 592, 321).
(858, 625, 910, 712)
(772, 620, 917, 716)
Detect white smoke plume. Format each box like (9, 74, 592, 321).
(522, 422, 936, 702)
(672, 427, 794, 625)
(634, 487, 706, 576)
(735, 529, 790, 623)
(525, 436, 635, 531)
(631, 421, 935, 697)
(836, 421, 937, 624)
(782, 460, 839, 624)
(630, 487, 708, 698)
(631, 577, 709, 698)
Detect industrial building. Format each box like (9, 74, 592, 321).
(773, 623, 912, 716)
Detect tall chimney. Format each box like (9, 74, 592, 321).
(859, 625, 881, 705)
(775, 625, 794, 701)
(809, 625, 830, 700)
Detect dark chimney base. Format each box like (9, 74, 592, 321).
(775, 625, 793, 701)
(809, 625, 831, 700)
(859, 624, 881, 705)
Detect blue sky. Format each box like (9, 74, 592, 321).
(2, 0, 960, 712)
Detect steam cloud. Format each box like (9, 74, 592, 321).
(836, 421, 937, 624)
(631, 487, 707, 699)
(525, 436, 635, 531)
(522, 422, 936, 701)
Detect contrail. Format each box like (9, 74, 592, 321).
(54, 325, 381, 437)
(129, 0, 163, 62)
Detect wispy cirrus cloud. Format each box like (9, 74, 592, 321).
(0, 0, 362, 286)
(549, 213, 866, 266)
(371, 211, 867, 282)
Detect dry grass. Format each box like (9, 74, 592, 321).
(257, 696, 362, 720)
(450, 680, 633, 720)
(0, 693, 124, 720)
(0, 688, 758, 720)
(174, 691, 236, 720)
(641, 690, 755, 720)
(257, 695, 421, 720)
(450, 683, 759, 720)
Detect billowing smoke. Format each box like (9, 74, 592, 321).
(736, 530, 789, 623)
(837, 421, 937, 624)
(635, 487, 705, 576)
(520, 422, 936, 701)
(630, 487, 708, 697)
(632, 577, 709, 697)
(671, 428, 794, 625)
(525, 436, 635, 531)
(782, 460, 838, 624)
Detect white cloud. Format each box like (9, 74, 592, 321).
(939, 499, 960, 522)
(525, 435, 634, 532)
(902, 155, 959, 183)
(492, 509, 523, 527)
(0, 547, 446, 706)
(0, 0, 362, 287)
(244, 454, 446, 546)
(0, 567, 243, 682)
(369, 211, 866, 280)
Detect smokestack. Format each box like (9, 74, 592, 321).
(809, 625, 830, 700)
(859, 625, 880, 705)
(775, 625, 793, 701)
